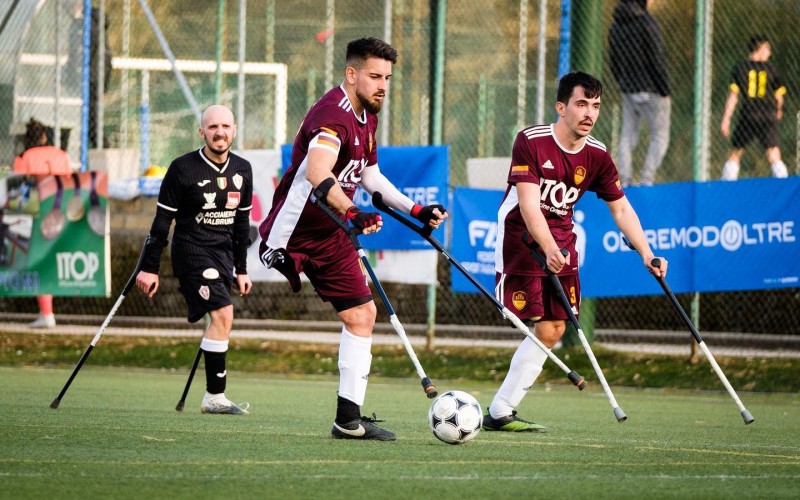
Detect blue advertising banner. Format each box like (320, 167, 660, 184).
(281, 144, 449, 250)
(450, 177, 800, 297)
(357, 146, 449, 250)
(450, 187, 504, 293)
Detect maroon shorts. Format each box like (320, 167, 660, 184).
(495, 272, 580, 322)
(288, 229, 371, 305)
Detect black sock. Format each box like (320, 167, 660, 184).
(203, 350, 227, 394)
(336, 395, 361, 424)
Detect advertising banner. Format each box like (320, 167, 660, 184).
(449, 177, 799, 297)
(1, 171, 110, 297)
(244, 148, 441, 285)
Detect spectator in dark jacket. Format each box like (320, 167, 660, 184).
(609, 0, 670, 186)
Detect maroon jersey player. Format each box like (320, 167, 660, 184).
(484, 72, 667, 433)
(258, 38, 446, 441)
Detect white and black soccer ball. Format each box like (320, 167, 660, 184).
(428, 390, 483, 445)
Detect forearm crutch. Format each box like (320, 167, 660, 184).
(623, 238, 754, 425)
(522, 232, 627, 423)
(50, 236, 152, 409)
(371, 192, 586, 391)
(309, 190, 438, 399)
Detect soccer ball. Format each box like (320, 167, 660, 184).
(428, 390, 483, 445)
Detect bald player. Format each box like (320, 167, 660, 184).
(137, 104, 253, 415)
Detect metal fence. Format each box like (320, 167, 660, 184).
(1, 0, 798, 337)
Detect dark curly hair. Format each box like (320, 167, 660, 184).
(556, 71, 604, 104)
(345, 37, 398, 67)
(22, 118, 49, 152)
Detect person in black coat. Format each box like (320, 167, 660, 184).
(608, 0, 671, 186)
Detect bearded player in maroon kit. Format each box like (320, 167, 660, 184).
(259, 38, 446, 441)
(483, 72, 668, 432)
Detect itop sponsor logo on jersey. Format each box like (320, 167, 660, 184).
(539, 178, 580, 217)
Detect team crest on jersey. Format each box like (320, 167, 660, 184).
(232, 173, 243, 190)
(202, 192, 217, 209)
(225, 192, 241, 209)
(198, 285, 210, 300)
(574, 166, 587, 185)
(369, 133, 374, 153)
(512, 291, 527, 311)
(217, 177, 227, 190)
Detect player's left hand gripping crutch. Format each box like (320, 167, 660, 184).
(309, 187, 438, 399)
(623, 238, 754, 425)
(522, 232, 627, 423)
(371, 192, 586, 391)
(50, 236, 154, 409)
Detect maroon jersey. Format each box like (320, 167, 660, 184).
(496, 124, 624, 276)
(259, 85, 378, 251)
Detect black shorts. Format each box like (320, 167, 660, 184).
(732, 116, 780, 150)
(177, 269, 233, 323)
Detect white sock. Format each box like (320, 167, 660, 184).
(721, 161, 740, 181)
(200, 337, 228, 352)
(489, 336, 548, 418)
(337, 327, 372, 406)
(771, 161, 788, 178)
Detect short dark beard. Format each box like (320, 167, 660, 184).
(357, 92, 383, 115)
(206, 136, 231, 157)
(208, 145, 230, 156)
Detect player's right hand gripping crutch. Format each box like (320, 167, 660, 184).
(309, 185, 438, 399)
(623, 237, 754, 425)
(522, 231, 627, 423)
(371, 192, 586, 391)
(50, 236, 153, 409)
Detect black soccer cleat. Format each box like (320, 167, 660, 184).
(331, 414, 396, 441)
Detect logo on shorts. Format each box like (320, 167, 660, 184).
(199, 285, 210, 300)
(512, 291, 526, 311)
(202, 268, 220, 280)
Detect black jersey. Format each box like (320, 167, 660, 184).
(729, 59, 786, 121)
(142, 148, 253, 278)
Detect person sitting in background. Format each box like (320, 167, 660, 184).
(720, 34, 788, 180)
(13, 118, 73, 329)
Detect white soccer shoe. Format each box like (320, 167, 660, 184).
(29, 314, 56, 329)
(200, 392, 250, 415)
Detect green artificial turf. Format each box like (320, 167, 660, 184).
(1, 366, 798, 499)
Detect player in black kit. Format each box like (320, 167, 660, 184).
(136, 104, 253, 414)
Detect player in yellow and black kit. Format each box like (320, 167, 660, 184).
(720, 34, 788, 180)
(136, 105, 253, 415)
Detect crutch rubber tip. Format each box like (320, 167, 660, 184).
(422, 378, 438, 399)
(742, 410, 755, 425)
(567, 371, 586, 390)
(614, 407, 628, 423)
(175, 402, 185, 412)
(50, 399, 61, 409)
